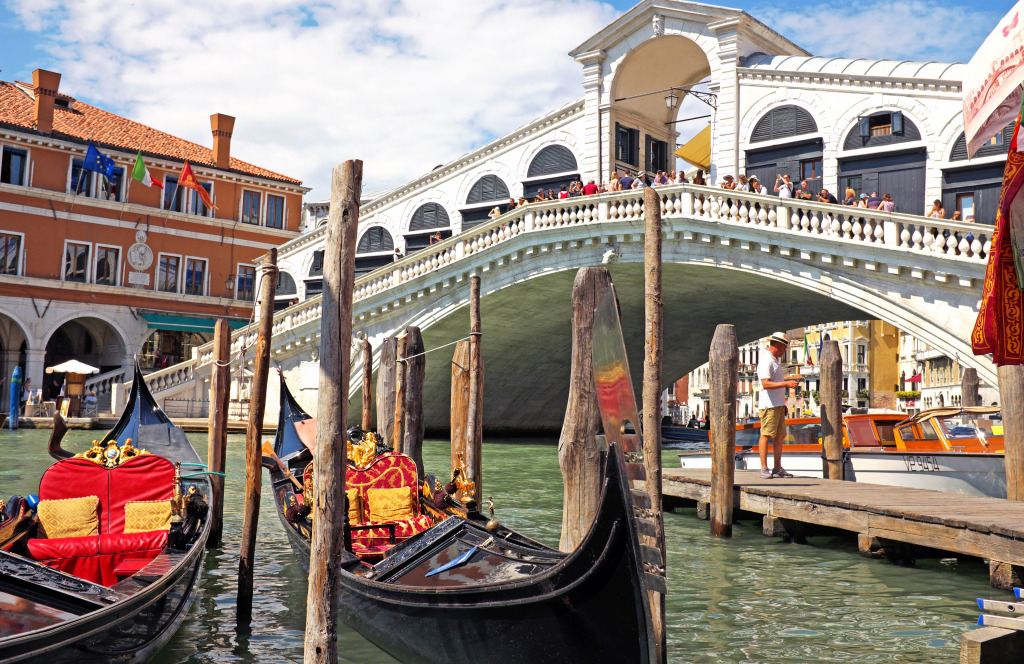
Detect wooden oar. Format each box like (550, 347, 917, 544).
(261, 441, 303, 491)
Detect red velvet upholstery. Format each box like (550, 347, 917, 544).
(27, 455, 176, 586)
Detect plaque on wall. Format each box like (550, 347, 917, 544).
(128, 271, 151, 286)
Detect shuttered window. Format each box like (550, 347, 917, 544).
(356, 226, 395, 253)
(750, 105, 818, 143)
(276, 271, 297, 295)
(527, 145, 578, 178)
(466, 175, 510, 204)
(844, 112, 921, 150)
(408, 203, 450, 232)
(309, 250, 324, 277)
(615, 124, 640, 167)
(950, 123, 1014, 161)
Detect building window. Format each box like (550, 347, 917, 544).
(237, 265, 256, 301)
(1, 147, 27, 186)
(184, 258, 206, 296)
(615, 123, 640, 168)
(856, 345, 866, 364)
(94, 246, 119, 286)
(266, 194, 284, 229)
(242, 191, 261, 224)
(0, 232, 20, 275)
(189, 182, 213, 216)
(309, 250, 324, 277)
(64, 242, 89, 283)
(800, 158, 822, 181)
(859, 111, 903, 138)
(70, 161, 93, 196)
(164, 176, 184, 211)
(99, 167, 124, 202)
(957, 193, 976, 220)
(157, 255, 180, 292)
(645, 135, 668, 173)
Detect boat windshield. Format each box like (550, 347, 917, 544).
(941, 415, 1001, 439)
(847, 419, 879, 447)
(788, 423, 822, 446)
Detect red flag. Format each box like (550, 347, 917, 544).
(177, 162, 217, 210)
(972, 120, 1024, 365)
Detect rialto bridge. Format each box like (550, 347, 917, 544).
(137, 184, 994, 433)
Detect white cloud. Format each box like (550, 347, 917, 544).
(7, 0, 619, 199)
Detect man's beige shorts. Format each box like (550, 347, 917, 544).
(759, 406, 787, 438)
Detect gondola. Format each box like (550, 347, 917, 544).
(266, 356, 663, 663)
(0, 366, 211, 663)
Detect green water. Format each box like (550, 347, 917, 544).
(1, 430, 996, 662)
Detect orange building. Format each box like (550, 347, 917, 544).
(0, 69, 307, 410)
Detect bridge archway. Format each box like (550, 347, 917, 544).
(0, 310, 29, 406)
(43, 316, 128, 396)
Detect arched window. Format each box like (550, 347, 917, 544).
(751, 105, 817, 143)
(356, 226, 394, 253)
(843, 111, 920, 150)
(277, 271, 297, 295)
(950, 123, 1014, 161)
(408, 203, 450, 232)
(466, 175, 510, 204)
(527, 145, 577, 178)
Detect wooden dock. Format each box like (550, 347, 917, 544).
(663, 468, 1024, 588)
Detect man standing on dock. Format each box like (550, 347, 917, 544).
(757, 332, 801, 478)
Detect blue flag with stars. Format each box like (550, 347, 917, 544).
(82, 142, 117, 181)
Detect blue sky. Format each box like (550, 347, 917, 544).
(0, 0, 1014, 198)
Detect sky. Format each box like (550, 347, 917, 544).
(0, 0, 1014, 201)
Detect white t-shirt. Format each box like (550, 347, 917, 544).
(777, 183, 794, 198)
(757, 349, 786, 409)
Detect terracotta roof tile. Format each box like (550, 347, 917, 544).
(0, 81, 302, 185)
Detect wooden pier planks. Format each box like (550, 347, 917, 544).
(663, 468, 1024, 566)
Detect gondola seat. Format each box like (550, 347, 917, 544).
(26, 455, 174, 586)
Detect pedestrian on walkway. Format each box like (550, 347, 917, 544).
(757, 332, 801, 478)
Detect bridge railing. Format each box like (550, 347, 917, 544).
(138, 183, 990, 397)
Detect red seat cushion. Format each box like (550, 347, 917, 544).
(98, 531, 168, 555)
(27, 534, 99, 560)
(351, 515, 434, 548)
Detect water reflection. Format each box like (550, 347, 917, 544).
(1, 431, 991, 662)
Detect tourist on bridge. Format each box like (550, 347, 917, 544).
(774, 174, 794, 197)
(720, 174, 735, 190)
(817, 189, 838, 204)
(926, 199, 945, 218)
(867, 192, 883, 210)
(857, 194, 869, 208)
(558, 185, 569, 199)
(756, 332, 801, 479)
(796, 180, 814, 200)
(843, 188, 856, 205)
(583, 179, 599, 195)
(879, 193, 895, 213)
(748, 175, 767, 194)
(693, 170, 706, 186)
(736, 174, 750, 191)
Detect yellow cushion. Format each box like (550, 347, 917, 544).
(346, 489, 362, 524)
(366, 486, 415, 522)
(37, 496, 99, 539)
(124, 500, 172, 533)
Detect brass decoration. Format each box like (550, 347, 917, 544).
(118, 438, 148, 463)
(455, 453, 476, 498)
(169, 462, 185, 524)
(74, 438, 149, 468)
(485, 496, 499, 533)
(347, 431, 379, 469)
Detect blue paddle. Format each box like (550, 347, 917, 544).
(425, 537, 493, 578)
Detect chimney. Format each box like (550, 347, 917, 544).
(210, 113, 235, 169)
(32, 69, 61, 134)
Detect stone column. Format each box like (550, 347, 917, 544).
(24, 348, 46, 396)
(708, 19, 741, 183)
(574, 50, 606, 183)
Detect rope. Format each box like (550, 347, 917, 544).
(399, 334, 477, 362)
(181, 471, 226, 478)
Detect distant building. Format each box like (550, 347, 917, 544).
(0, 69, 307, 407)
(897, 333, 998, 414)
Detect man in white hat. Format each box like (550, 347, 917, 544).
(757, 332, 802, 478)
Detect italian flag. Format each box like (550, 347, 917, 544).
(131, 151, 163, 189)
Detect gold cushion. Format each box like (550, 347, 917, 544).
(124, 500, 172, 533)
(346, 489, 362, 524)
(37, 496, 99, 539)
(366, 487, 415, 522)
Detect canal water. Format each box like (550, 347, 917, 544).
(2, 429, 994, 663)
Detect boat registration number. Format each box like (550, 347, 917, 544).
(903, 455, 940, 472)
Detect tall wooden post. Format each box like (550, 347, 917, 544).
(375, 338, 397, 449)
(820, 340, 844, 481)
(403, 326, 426, 477)
(236, 248, 277, 623)
(641, 187, 666, 664)
(206, 318, 230, 548)
(361, 340, 373, 431)
(558, 267, 610, 552)
(464, 275, 483, 506)
(450, 340, 471, 500)
(304, 160, 361, 664)
(1000, 365, 1024, 502)
(393, 334, 408, 455)
(962, 367, 980, 409)
(709, 323, 737, 538)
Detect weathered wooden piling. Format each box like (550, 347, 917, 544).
(819, 340, 844, 481)
(962, 367, 979, 409)
(206, 318, 230, 548)
(361, 339, 373, 431)
(393, 333, 408, 454)
(375, 338, 397, 448)
(304, 160, 361, 664)
(961, 626, 1024, 664)
(450, 339, 471, 500)
(464, 275, 483, 506)
(558, 267, 610, 552)
(709, 323, 737, 537)
(237, 247, 277, 623)
(402, 326, 426, 477)
(1001, 365, 1024, 502)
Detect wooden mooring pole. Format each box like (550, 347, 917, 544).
(464, 275, 483, 507)
(558, 267, 609, 552)
(962, 367, 979, 409)
(1001, 365, 1024, 502)
(376, 338, 397, 448)
(450, 340, 470, 501)
(361, 339, 373, 431)
(403, 326, 426, 477)
(820, 340, 844, 480)
(304, 160, 361, 664)
(393, 333, 408, 455)
(206, 318, 230, 548)
(709, 324, 737, 538)
(236, 248, 277, 623)
(641, 187, 666, 663)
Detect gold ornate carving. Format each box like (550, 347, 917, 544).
(74, 438, 149, 467)
(169, 462, 185, 523)
(455, 452, 475, 498)
(347, 431, 379, 469)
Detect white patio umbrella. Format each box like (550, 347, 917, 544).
(45, 359, 100, 375)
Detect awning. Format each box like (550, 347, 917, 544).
(907, 373, 922, 383)
(141, 313, 248, 334)
(674, 125, 711, 171)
